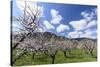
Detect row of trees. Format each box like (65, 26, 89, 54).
(12, 32, 97, 64)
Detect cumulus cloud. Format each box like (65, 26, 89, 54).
(68, 8, 97, 39)
(87, 20, 97, 28)
(51, 15, 62, 24)
(67, 31, 83, 38)
(43, 9, 64, 31)
(80, 34, 96, 39)
(56, 24, 70, 32)
(81, 11, 92, 22)
(80, 29, 97, 39)
(67, 29, 97, 39)
(67, 27, 97, 39)
(81, 8, 97, 22)
(85, 29, 93, 35)
(69, 19, 87, 31)
(43, 20, 55, 30)
(50, 9, 59, 18)
(70, 8, 97, 31)
(50, 9, 62, 24)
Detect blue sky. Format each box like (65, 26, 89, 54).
(12, 0, 97, 39)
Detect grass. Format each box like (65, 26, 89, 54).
(12, 49, 97, 66)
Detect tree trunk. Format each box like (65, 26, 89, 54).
(50, 51, 57, 64)
(63, 51, 67, 58)
(32, 53, 35, 59)
(90, 50, 94, 57)
(51, 55, 55, 64)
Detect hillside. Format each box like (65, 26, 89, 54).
(12, 31, 97, 43)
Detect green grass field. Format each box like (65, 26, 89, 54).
(12, 49, 97, 66)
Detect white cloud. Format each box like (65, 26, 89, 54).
(43, 9, 64, 31)
(51, 15, 62, 24)
(50, 9, 59, 18)
(81, 11, 93, 22)
(85, 29, 97, 35)
(56, 24, 70, 32)
(85, 29, 92, 35)
(67, 31, 83, 38)
(81, 8, 97, 22)
(80, 31, 97, 39)
(69, 19, 87, 31)
(43, 20, 55, 30)
(80, 29, 97, 39)
(69, 8, 97, 35)
(87, 20, 97, 28)
(80, 34, 92, 39)
(67, 29, 97, 39)
(50, 9, 62, 24)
